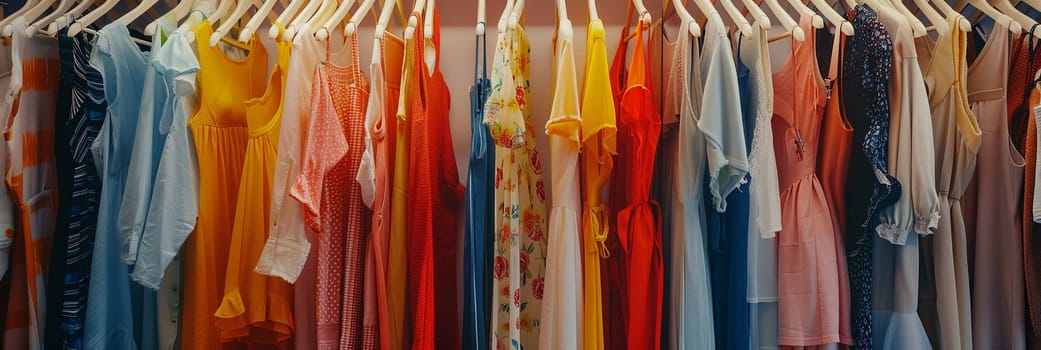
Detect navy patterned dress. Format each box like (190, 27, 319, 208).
(843, 6, 899, 349)
(43, 29, 107, 350)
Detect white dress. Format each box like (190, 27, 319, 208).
(742, 21, 782, 350)
(664, 18, 715, 350)
(539, 20, 583, 350)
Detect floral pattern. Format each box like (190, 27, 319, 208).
(483, 25, 547, 350)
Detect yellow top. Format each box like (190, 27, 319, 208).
(580, 18, 617, 350)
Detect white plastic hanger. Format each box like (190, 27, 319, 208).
(375, 0, 405, 38)
(283, 0, 327, 40)
(761, 0, 806, 41)
(405, 0, 426, 39)
(423, 0, 434, 38)
(45, 0, 94, 35)
(0, 0, 37, 32)
(989, 0, 1040, 38)
(879, 0, 927, 36)
(477, 0, 486, 34)
(210, 0, 263, 46)
(1017, 0, 1041, 14)
(144, 0, 194, 36)
(741, 0, 771, 30)
(68, 0, 121, 36)
(240, 0, 284, 41)
(956, 0, 1023, 35)
(589, 0, 599, 21)
(114, 0, 164, 29)
(207, 0, 236, 28)
(343, 0, 376, 35)
(315, 0, 356, 40)
(786, 0, 826, 28)
(671, 0, 702, 36)
(631, 0, 653, 25)
(930, 0, 970, 31)
(719, 0, 755, 37)
(495, 0, 512, 33)
(809, 0, 855, 35)
(26, 0, 75, 35)
(508, 0, 523, 29)
(3, 0, 58, 37)
(909, 0, 949, 34)
(268, 0, 307, 38)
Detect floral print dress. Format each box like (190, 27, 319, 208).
(483, 24, 548, 350)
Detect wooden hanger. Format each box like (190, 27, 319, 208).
(344, 0, 376, 35)
(589, 0, 600, 21)
(809, 0, 855, 35)
(760, 0, 806, 41)
(210, 0, 264, 46)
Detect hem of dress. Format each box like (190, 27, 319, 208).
(777, 334, 842, 346)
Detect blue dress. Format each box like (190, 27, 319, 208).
(462, 30, 493, 350)
(43, 29, 106, 350)
(84, 23, 157, 350)
(705, 32, 754, 350)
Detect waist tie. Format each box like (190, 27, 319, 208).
(585, 203, 611, 258)
(618, 200, 663, 254)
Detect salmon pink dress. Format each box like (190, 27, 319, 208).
(770, 15, 848, 347)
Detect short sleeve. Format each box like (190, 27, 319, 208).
(546, 38, 581, 144)
(699, 25, 750, 213)
(289, 68, 349, 231)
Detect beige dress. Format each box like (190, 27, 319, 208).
(872, 7, 937, 349)
(915, 14, 981, 350)
(964, 20, 1028, 350)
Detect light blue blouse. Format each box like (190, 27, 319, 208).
(85, 22, 157, 350)
(119, 14, 200, 290)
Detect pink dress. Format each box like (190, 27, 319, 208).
(770, 16, 848, 346)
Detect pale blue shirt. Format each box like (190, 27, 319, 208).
(120, 14, 200, 290)
(86, 22, 157, 350)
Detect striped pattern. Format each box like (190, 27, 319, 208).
(3, 21, 61, 350)
(44, 30, 105, 350)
